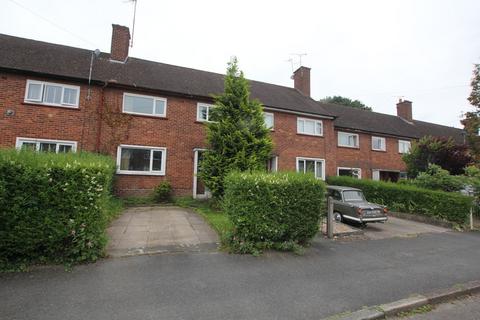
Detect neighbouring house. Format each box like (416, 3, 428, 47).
(0, 25, 465, 197)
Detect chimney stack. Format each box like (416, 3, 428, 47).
(292, 66, 311, 97)
(396, 99, 413, 121)
(110, 24, 130, 62)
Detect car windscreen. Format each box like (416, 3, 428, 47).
(343, 190, 365, 201)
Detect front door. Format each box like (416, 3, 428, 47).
(193, 149, 209, 199)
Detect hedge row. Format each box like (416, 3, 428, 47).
(327, 176, 472, 225)
(0, 149, 118, 268)
(223, 172, 325, 253)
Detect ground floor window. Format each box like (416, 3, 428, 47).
(117, 145, 166, 175)
(266, 156, 278, 172)
(372, 169, 400, 182)
(337, 167, 361, 179)
(16, 137, 76, 153)
(296, 157, 325, 180)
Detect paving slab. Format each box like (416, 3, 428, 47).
(107, 206, 218, 257)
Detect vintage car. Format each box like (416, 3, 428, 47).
(326, 185, 388, 225)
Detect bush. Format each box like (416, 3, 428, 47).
(223, 172, 325, 254)
(327, 176, 472, 225)
(153, 181, 172, 202)
(0, 149, 118, 269)
(409, 164, 465, 192)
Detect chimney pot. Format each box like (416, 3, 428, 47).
(292, 66, 311, 97)
(397, 99, 413, 121)
(110, 24, 130, 62)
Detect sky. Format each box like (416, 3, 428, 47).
(1, 0, 479, 128)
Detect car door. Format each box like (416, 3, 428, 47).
(330, 190, 347, 215)
(334, 190, 352, 216)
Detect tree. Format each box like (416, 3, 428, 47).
(199, 58, 273, 198)
(402, 135, 473, 178)
(461, 64, 480, 162)
(320, 96, 372, 111)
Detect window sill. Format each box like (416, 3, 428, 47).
(122, 112, 168, 120)
(296, 133, 323, 138)
(337, 145, 360, 149)
(22, 102, 80, 110)
(372, 149, 387, 153)
(116, 171, 165, 176)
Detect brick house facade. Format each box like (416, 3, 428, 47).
(0, 25, 465, 197)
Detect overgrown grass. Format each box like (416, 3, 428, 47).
(395, 304, 434, 317)
(174, 196, 233, 245)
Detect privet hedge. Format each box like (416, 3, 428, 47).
(327, 176, 472, 225)
(0, 149, 118, 268)
(223, 172, 325, 253)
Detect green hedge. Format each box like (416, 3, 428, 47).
(0, 149, 118, 269)
(327, 176, 472, 225)
(223, 172, 325, 253)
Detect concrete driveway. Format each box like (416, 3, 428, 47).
(106, 206, 218, 257)
(362, 216, 450, 240)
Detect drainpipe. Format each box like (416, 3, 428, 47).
(96, 82, 108, 153)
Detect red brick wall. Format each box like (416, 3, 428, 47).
(270, 111, 336, 176)
(0, 73, 100, 152)
(0, 72, 411, 197)
(335, 130, 407, 179)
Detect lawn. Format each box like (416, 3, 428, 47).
(174, 197, 233, 244)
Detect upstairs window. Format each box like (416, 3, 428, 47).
(123, 93, 167, 117)
(296, 157, 325, 180)
(197, 103, 214, 122)
(24, 80, 80, 107)
(297, 118, 323, 136)
(372, 136, 386, 151)
(16, 137, 77, 153)
(264, 112, 274, 130)
(398, 140, 411, 154)
(338, 132, 359, 148)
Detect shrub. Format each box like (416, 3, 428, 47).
(410, 164, 465, 192)
(153, 180, 172, 202)
(0, 149, 118, 269)
(327, 176, 472, 225)
(223, 172, 325, 254)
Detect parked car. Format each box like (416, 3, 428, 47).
(326, 185, 388, 226)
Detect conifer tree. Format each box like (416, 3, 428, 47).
(200, 58, 273, 198)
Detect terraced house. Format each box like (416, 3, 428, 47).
(0, 25, 465, 197)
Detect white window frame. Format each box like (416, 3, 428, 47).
(196, 103, 214, 122)
(398, 140, 411, 154)
(116, 144, 167, 176)
(15, 137, 77, 153)
(24, 79, 80, 108)
(296, 157, 326, 180)
(338, 131, 359, 148)
(264, 112, 274, 130)
(122, 92, 167, 117)
(267, 155, 278, 172)
(337, 167, 362, 179)
(297, 117, 323, 136)
(371, 136, 386, 151)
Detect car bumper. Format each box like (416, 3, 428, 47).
(343, 215, 388, 223)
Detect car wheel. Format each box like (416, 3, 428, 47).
(333, 212, 342, 222)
